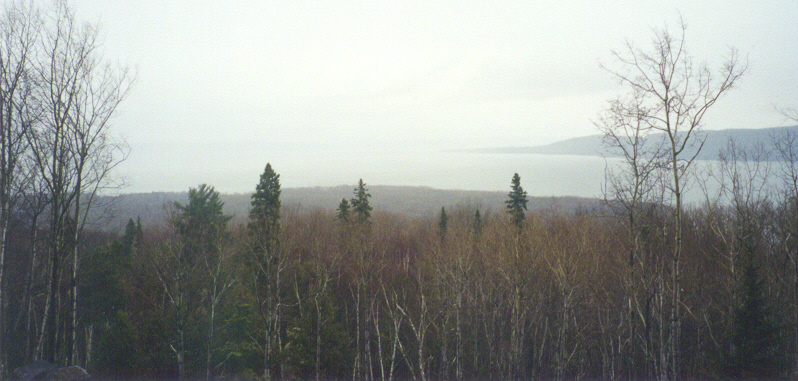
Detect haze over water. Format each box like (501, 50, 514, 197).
(128, 141, 610, 199)
(80, 0, 795, 197)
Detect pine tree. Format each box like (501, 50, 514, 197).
(505, 173, 528, 228)
(350, 179, 372, 223)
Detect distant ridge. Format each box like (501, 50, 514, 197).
(97, 186, 600, 234)
(474, 125, 798, 160)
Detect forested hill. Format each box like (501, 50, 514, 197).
(97, 186, 600, 233)
(475, 125, 798, 159)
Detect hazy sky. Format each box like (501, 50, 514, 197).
(71, 0, 798, 193)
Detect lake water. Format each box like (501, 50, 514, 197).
(124, 142, 611, 198)
(124, 141, 736, 205)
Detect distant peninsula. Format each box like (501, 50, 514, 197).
(472, 125, 798, 161)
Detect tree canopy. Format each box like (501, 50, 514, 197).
(173, 184, 231, 258)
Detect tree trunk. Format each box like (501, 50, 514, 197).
(174, 323, 185, 381)
(26, 226, 39, 359)
(85, 324, 92, 368)
(207, 277, 217, 381)
(0, 220, 6, 373)
(263, 324, 270, 380)
(455, 289, 463, 381)
(352, 285, 361, 381)
(510, 284, 521, 380)
(315, 293, 322, 381)
(794, 211, 798, 374)
(41, 227, 61, 363)
(671, 161, 682, 381)
(69, 185, 83, 365)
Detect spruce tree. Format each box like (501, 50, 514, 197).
(135, 216, 144, 247)
(728, 251, 787, 377)
(248, 163, 283, 379)
(473, 209, 483, 239)
(336, 198, 351, 223)
(249, 163, 282, 248)
(438, 207, 448, 239)
(123, 218, 137, 251)
(505, 173, 528, 228)
(350, 179, 372, 223)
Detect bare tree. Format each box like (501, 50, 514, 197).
(28, 0, 132, 365)
(204, 225, 238, 381)
(309, 214, 341, 381)
(778, 107, 798, 125)
(602, 17, 746, 379)
(598, 88, 666, 265)
(379, 282, 406, 381)
(22, 0, 132, 365)
(0, 1, 40, 372)
(597, 80, 668, 379)
(145, 222, 191, 381)
(18, 168, 49, 364)
(771, 122, 798, 373)
(395, 272, 433, 381)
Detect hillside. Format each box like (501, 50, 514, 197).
(97, 186, 601, 234)
(475, 125, 798, 160)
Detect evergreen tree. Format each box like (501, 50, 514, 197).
(727, 251, 787, 377)
(248, 164, 283, 379)
(350, 179, 372, 223)
(438, 207, 448, 239)
(122, 218, 138, 253)
(135, 216, 144, 247)
(173, 184, 231, 259)
(170, 184, 232, 380)
(336, 198, 351, 223)
(249, 163, 282, 250)
(473, 209, 483, 239)
(82, 224, 143, 372)
(506, 173, 528, 228)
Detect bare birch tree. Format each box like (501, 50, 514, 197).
(602, 17, 746, 379)
(597, 83, 667, 379)
(0, 1, 40, 372)
(25, 0, 132, 365)
(204, 225, 238, 381)
(146, 222, 191, 381)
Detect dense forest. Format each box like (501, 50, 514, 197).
(8, 156, 798, 381)
(2, 1, 798, 380)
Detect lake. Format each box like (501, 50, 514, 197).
(123, 142, 611, 198)
(123, 140, 738, 205)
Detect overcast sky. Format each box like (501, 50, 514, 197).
(70, 0, 798, 193)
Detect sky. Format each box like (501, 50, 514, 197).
(69, 0, 798, 194)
